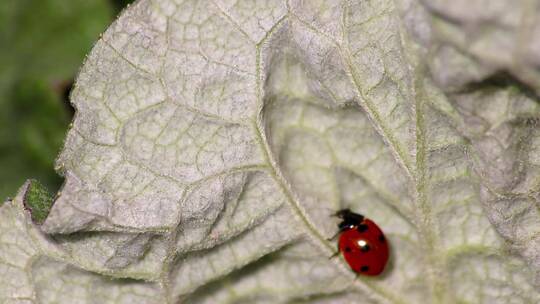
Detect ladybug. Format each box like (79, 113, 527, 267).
(331, 209, 389, 276)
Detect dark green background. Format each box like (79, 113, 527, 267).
(0, 0, 133, 200)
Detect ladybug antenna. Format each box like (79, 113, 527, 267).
(332, 208, 352, 218)
(317, 206, 335, 212)
(311, 206, 341, 216)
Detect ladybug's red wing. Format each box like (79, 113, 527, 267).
(338, 219, 389, 276)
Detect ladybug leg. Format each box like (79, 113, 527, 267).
(344, 273, 362, 289)
(327, 225, 351, 241)
(328, 242, 341, 259)
(328, 240, 341, 260)
(328, 250, 340, 259)
(326, 231, 340, 241)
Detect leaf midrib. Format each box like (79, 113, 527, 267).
(241, 8, 408, 303)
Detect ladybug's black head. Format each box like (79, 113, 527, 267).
(333, 209, 364, 230)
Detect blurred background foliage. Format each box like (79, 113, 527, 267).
(0, 0, 134, 199)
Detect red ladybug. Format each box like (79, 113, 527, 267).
(332, 209, 389, 276)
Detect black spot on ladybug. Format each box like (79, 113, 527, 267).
(379, 235, 385, 242)
(360, 243, 370, 252)
(345, 247, 352, 252)
(360, 265, 369, 272)
(357, 224, 368, 232)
